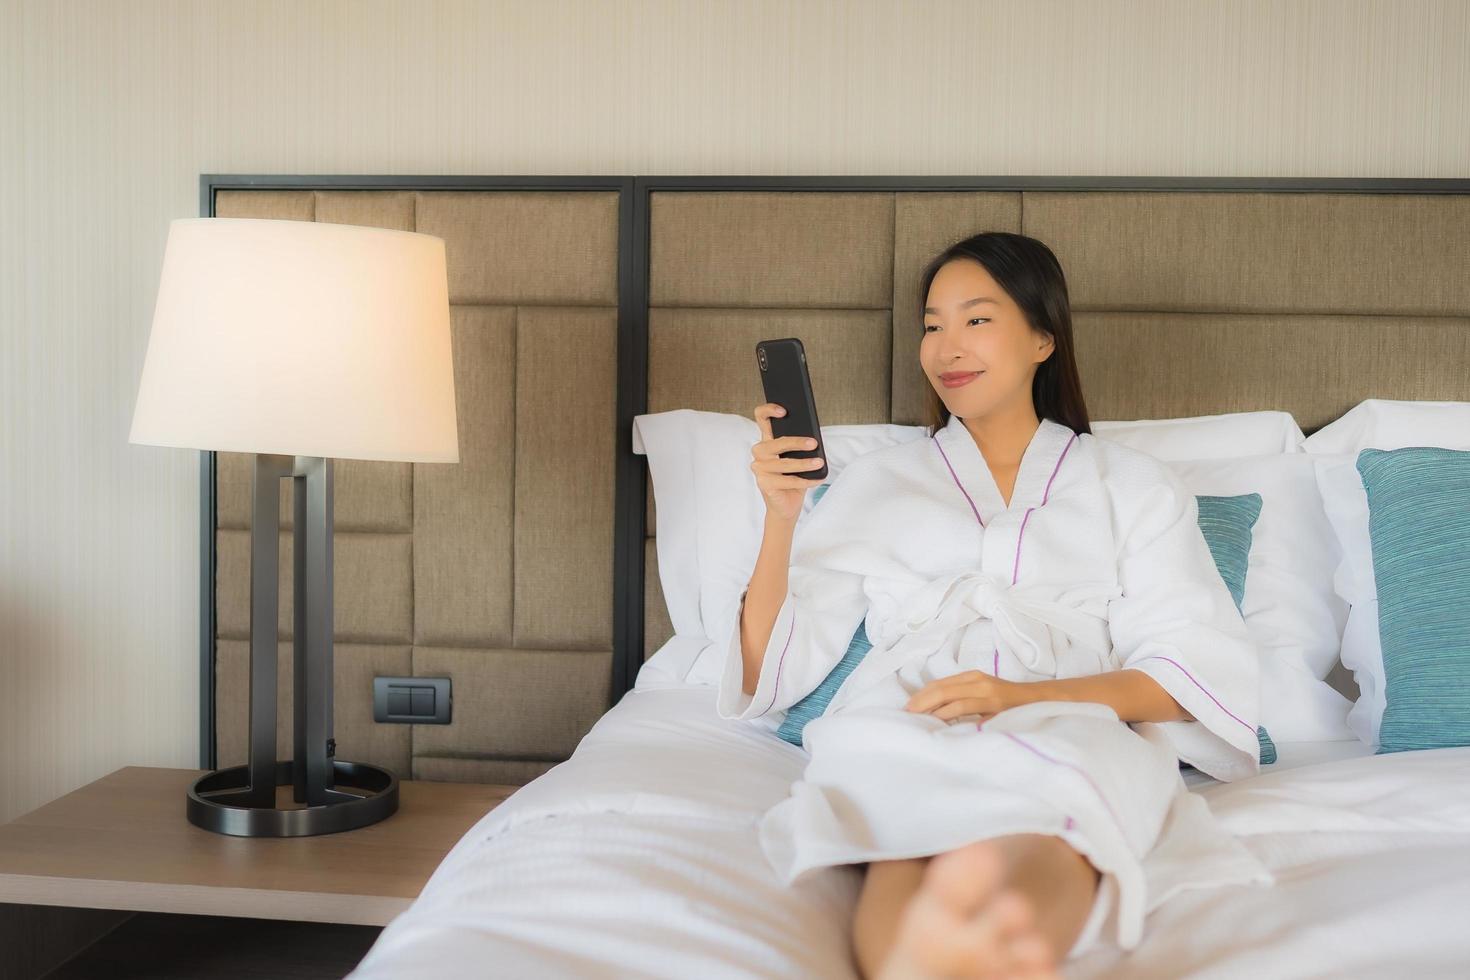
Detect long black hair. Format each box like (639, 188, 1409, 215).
(917, 232, 1092, 437)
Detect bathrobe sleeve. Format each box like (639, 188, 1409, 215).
(1107, 459, 1264, 782)
(715, 460, 875, 723)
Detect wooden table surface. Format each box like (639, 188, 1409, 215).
(0, 767, 518, 926)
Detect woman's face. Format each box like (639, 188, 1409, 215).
(920, 258, 1054, 420)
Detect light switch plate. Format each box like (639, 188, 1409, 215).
(373, 676, 452, 725)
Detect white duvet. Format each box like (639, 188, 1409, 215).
(350, 678, 1470, 979)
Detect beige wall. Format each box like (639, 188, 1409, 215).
(1, 0, 1466, 822)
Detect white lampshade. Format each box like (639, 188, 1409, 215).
(129, 217, 459, 463)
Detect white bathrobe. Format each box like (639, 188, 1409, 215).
(715, 414, 1275, 957)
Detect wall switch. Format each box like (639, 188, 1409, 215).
(373, 676, 452, 725)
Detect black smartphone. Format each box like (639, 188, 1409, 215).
(756, 337, 829, 481)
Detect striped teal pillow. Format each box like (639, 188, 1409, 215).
(1195, 494, 1261, 611)
(775, 486, 1277, 765)
(775, 618, 873, 746)
(1356, 448, 1470, 754)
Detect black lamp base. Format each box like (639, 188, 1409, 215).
(199, 454, 398, 838)
(188, 759, 399, 837)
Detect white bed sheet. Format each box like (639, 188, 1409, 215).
(351, 677, 1470, 979)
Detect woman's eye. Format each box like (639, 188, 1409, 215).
(923, 326, 993, 337)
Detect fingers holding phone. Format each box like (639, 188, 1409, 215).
(752, 402, 824, 523)
(753, 337, 829, 522)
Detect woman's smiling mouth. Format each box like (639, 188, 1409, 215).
(939, 370, 983, 388)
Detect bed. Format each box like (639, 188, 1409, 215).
(348, 673, 1470, 978)
(199, 177, 1470, 977)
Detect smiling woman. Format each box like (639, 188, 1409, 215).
(717, 231, 1271, 977)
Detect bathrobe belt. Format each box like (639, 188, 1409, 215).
(866, 571, 1119, 679)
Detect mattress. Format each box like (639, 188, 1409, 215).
(350, 672, 1470, 979)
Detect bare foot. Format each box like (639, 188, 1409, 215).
(876, 838, 1061, 980)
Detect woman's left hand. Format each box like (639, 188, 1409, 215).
(904, 671, 1032, 722)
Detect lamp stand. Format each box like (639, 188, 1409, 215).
(187, 454, 399, 836)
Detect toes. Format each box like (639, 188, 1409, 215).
(923, 838, 1009, 918)
(894, 881, 972, 954)
(981, 890, 1057, 978)
(898, 842, 1011, 966)
(910, 888, 1036, 977)
(881, 842, 1062, 980)
(990, 889, 1035, 931)
(1006, 932, 1058, 974)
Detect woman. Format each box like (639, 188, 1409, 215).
(720, 233, 1273, 978)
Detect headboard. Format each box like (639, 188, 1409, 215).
(202, 175, 1470, 784)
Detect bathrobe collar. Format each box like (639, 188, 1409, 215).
(934, 413, 1078, 523)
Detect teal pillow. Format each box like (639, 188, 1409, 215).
(774, 618, 873, 746)
(1195, 494, 1260, 611)
(1356, 447, 1470, 754)
(775, 485, 1277, 766)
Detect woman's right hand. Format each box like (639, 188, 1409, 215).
(751, 402, 824, 524)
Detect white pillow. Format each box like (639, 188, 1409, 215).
(1165, 455, 1352, 741)
(1084, 414, 1352, 740)
(1301, 399, 1470, 749)
(631, 410, 745, 641)
(1096, 416, 1354, 739)
(1093, 410, 1305, 459)
(1303, 399, 1470, 455)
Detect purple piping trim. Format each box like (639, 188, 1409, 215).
(1135, 654, 1256, 734)
(1065, 815, 1076, 830)
(1011, 511, 1033, 585)
(1003, 731, 1125, 829)
(760, 611, 798, 715)
(993, 647, 999, 676)
(933, 438, 984, 527)
(1011, 433, 1077, 586)
(1041, 433, 1077, 506)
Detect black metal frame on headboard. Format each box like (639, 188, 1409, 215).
(198, 173, 1467, 769)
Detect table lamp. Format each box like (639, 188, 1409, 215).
(129, 217, 459, 837)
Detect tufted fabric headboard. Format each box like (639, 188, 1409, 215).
(206, 177, 1470, 785)
(209, 183, 625, 784)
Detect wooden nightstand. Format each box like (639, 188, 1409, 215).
(0, 766, 517, 979)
